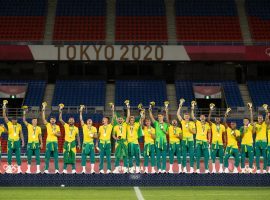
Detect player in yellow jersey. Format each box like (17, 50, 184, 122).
(208, 103, 226, 173)
(59, 106, 80, 174)
(240, 103, 254, 173)
(112, 105, 129, 174)
(165, 106, 182, 173)
(253, 104, 269, 173)
(98, 104, 114, 174)
(223, 109, 240, 173)
(2, 101, 25, 173)
(267, 112, 270, 173)
(80, 105, 98, 174)
(191, 101, 211, 174)
(177, 99, 196, 173)
(42, 102, 61, 174)
(142, 117, 156, 173)
(23, 109, 43, 174)
(126, 102, 143, 173)
(0, 124, 7, 173)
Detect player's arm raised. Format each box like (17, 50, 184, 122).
(176, 98, 185, 122)
(110, 103, 116, 125)
(191, 101, 197, 122)
(79, 105, 85, 126)
(223, 107, 231, 129)
(149, 104, 156, 124)
(2, 101, 9, 124)
(41, 102, 48, 125)
(58, 104, 65, 125)
(125, 100, 130, 123)
(22, 109, 28, 126)
(263, 104, 269, 125)
(208, 103, 215, 126)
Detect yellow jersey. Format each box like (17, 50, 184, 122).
(143, 126, 155, 144)
(7, 121, 22, 141)
(268, 128, 270, 146)
(113, 122, 127, 139)
(127, 122, 140, 144)
(46, 123, 60, 142)
(168, 125, 181, 144)
(181, 120, 195, 141)
(82, 124, 97, 144)
(226, 127, 240, 149)
(255, 122, 267, 141)
(196, 121, 210, 142)
(27, 124, 42, 143)
(98, 124, 113, 143)
(241, 124, 253, 146)
(211, 123, 225, 145)
(0, 125, 5, 137)
(64, 123, 79, 142)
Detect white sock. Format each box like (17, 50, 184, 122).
(91, 164, 94, 170)
(82, 166, 86, 171)
(151, 167, 155, 171)
(37, 165, 40, 170)
(178, 164, 182, 170)
(169, 164, 173, 170)
(18, 166, 21, 170)
(27, 165, 30, 169)
(212, 163, 215, 169)
(220, 164, 223, 169)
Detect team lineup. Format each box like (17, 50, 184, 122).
(0, 99, 270, 174)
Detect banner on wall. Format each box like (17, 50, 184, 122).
(193, 86, 222, 99)
(0, 45, 269, 61)
(0, 84, 27, 98)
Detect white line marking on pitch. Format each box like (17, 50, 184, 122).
(134, 186, 145, 200)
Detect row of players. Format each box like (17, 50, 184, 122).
(0, 100, 269, 174)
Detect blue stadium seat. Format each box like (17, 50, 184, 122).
(115, 80, 167, 107)
(52, 80, 106, 107)
(247, 81, 270, 107)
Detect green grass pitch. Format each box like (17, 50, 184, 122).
(0, 187, 269, 200)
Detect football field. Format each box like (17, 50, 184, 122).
(0, 187, 270, 200)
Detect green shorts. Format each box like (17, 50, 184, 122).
(8, 140, 21, 152)
(63, 141, 76, 164)
(255, 141, 267, 150)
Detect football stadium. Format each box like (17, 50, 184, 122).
(0, 0, 270, 199)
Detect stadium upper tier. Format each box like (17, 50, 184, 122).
(246, 0, 270, 42)
(53, 0, 106, 43)
(0, 0, 47, 42)
(175, 0, 242, 43)
(0, 0, 268, 44)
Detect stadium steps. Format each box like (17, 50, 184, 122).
(43, 0, 58, 44)
(236, 0, 253, 45)
(165, 0, 177, 45)
(239, 84, 252, 106)
(106, 0, 116, 44)
(105, 83, 115, 114)
(166, 84, 178, 114)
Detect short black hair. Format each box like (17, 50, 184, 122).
(50, 116, 56, 120)
(11, 117, 17, 120)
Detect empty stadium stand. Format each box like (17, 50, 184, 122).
(53, 0, 106, 43)
(0, 80, 46, 106)
(175, 80, 244, 107)
(247, 81, 270, 107)
(0, 0, 47, 42)
(175, 0, 243, 43)
(115, 0, 168, 44)
(52, 80, 106, 107)
(246, 0, 270, 42)
(115, 80, 167, 107)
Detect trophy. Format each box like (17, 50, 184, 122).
(109, 102, 114, 110)
(42, 102, 47, 111)
(191, 100, 197, 109)
(262, 104, 268, 112)
(22, 105, 28, 114)
(225, 107, 231, 116)
(124, 100, 130, 108)
(138, 103, 143, 110)
(2, 100, 8, 109)
(179, 98, 185, 107)
(247, 102, 252, 110)
(79, 105, 85, 112)
(149, 101, 155, 110)
(210, 103, 215, 111)
(59, 103, 65, 111)
(164, 101, 169, 110)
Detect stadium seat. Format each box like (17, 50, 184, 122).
(175, 0, 242, 43)
(247, 81, 270, 107)
(53, 0, 106, 43)
(115, 80, 167, 107)
(52, 80, 106, 107)
(0, 0, 46, 42)
(245, 0, 270, 42)
(115, 0, 168, 44)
